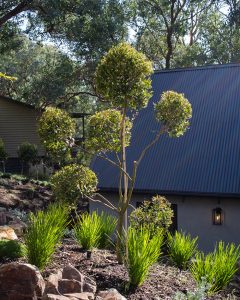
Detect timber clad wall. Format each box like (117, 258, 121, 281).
(0, 96, 45, 157)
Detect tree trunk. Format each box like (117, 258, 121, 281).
(165, 27, 173, 69)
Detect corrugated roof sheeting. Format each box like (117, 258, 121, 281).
(91, 64, 240, 196)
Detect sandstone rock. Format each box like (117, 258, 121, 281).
(8, 219, 27, 236)
(0, 225, 17, 240)
(97, 289, 127, 300)
(83, 276, 96, 294)
(64, 292, 94, 300)
(45, 270, 63, 295)
(62, 265, 84, 282)
(58, 279, 83, 294)
(0, 263, 45, 300)
(43, 294, 72, 300)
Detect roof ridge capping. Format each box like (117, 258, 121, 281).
(154, 62, 240, 74)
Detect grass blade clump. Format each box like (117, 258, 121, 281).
(190, 241, 240, 294)
(125, 226, 164, 288)
(73, 211, 102, 250)
(98, 212, 117, 249)
(167, 231, 198, 270)
(24, 203, 69, 270)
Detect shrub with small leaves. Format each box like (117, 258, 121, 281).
(86, 109, 132, 153)
(17, 142, 38, 174)
(130, 195, 173, 236)
(38, 107, 75, 164)
(95, 42, 153, 110)
(155, 91, 192, 137)
(0, 139, 7, 172)
(51, 163, 98, 205)
(174, 279, 209, 300)
(0, 240, 25, 259)
(167, 231, 198, 270)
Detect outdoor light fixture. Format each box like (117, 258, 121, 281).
(212, 207, 223, 225)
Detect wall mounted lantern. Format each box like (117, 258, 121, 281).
(212, 207, 223, 225)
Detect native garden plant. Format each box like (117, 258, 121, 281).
(17, 142, 38, 175)
(38, 107, 76, 166)
(0, 139, 7, 172)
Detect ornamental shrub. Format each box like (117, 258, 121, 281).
(86, 109, 132, 153)
(167, 231, 198, 270)
(17, 142, 38, 174)
(95, 42, 153, 110)
(38, 107, 75, 164)
(155, 91, 192, 137)
(0, 240, 25, 259)
(24, 203, 69, 270)
(190, 241, 240, 294)
(0, 139, 7, 172)
(124, 227, 164, 288)
(50, 163, 98, 205)
(130, 195, 173, 236)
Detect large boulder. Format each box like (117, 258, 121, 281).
(0, 263, 45, 300)
(0, 225, 18, 240)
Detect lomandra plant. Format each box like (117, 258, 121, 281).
(124, 227, 164, 288)
(73, 212, 102, 250)
(24, 203, 69, 270)
(167, 231, 198, 270)
(190, 241, 240, 294)
(98, 212, 117, 249)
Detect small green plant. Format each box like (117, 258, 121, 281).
(17, 142, 38, 174)
(167, 231, 198, 270)
(98, 212, 117, 249)
(190, 241, 240, 294)
(51, 164, 97, 206)
(124, 226, 164, 288)
(0, 139, 8, 172)
(174, 279, 209, 300)
(130, 195, 173, 236)
(73, 212, 102, 250)
(0, 240, 25, 259)
(24, 203, 69, 270)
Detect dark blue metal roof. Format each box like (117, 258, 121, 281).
(91, 64, 240, 196)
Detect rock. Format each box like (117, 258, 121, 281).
(62, 265, 84, 282)
(45, 270, 63, 295)
(8, 219, 27, 236)
(0, 263, 45, 300)
(0, 211, 6, 225)
(64, 293, 94, 300)
(43, 294, 71, 300)
(82, 276, 96, 294)
(97, 289, 127, 300)
(0, 225, 18, 240)
(58, 279, 83, 294)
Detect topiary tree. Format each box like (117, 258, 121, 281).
(0, 139, 8, 173)
(38, 107, 76, 166)
(130, 195, 173, 237)
(17, 142, 38, 175)
(84, 43, 192, 262)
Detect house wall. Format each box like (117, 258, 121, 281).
(89, 192, 240, 253)
(0, 97, 45, 158)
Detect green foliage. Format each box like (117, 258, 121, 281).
(38, 107, 75, 163)
(0, 139, 7, 162)
(0, 240, 25, 259)
(50, 164, 98, 205)
(167, 231, 198, 270)
(130, 195, 173, 236)
(24, 203, 69, 270)
(174, 279, 209, 300)
(73, 211, 116, 250)
(124, 226, 164, 287)
(86, 109, 132, 153)
(155, 91, 192, 137)
(17, 142, 38, 164)
(73, 212, 102, 250)
(98, 212, 117, 249)
(95, 43, 153, 110)
(190, 241, 240, 294)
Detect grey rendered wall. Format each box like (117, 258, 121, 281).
(0, 97, 45, 157)
(89, 193, 240, 253)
